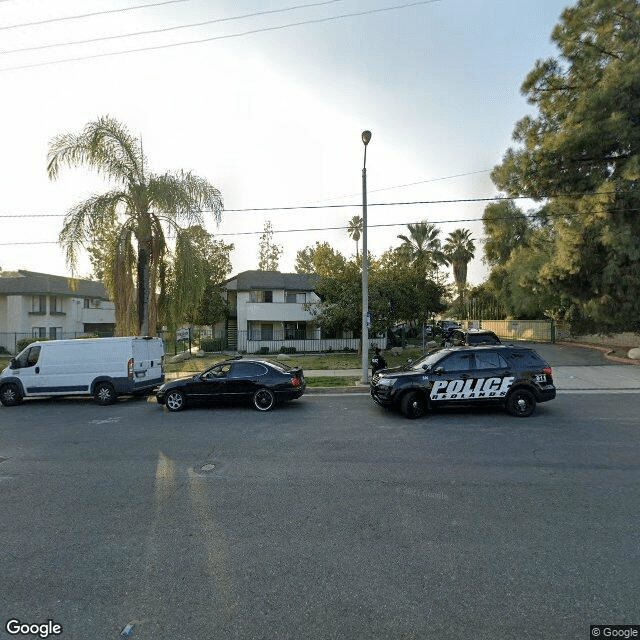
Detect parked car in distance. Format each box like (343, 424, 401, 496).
(0, 336, 164, 406)
(370, 344, 556, 419)
(156, 357, 306, 412)
(446, 328, 502, 347)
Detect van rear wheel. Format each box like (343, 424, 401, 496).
(94, 382, 116, 405)
(0, 383, 23, 407)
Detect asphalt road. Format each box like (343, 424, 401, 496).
(1, 389, 638, 640)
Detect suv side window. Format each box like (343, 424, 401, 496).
(440, 352, 473, 372)
(474, 351, 508, 370)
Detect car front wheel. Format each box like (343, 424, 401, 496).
(165, 390, 186, 412)
(253, 388, 275, 411)
(0, 383, 23, 407)
(506, 388, 536, 417)
(400, 391, 426, 419)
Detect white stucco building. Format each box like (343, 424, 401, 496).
(0, 270, 115, 353)
(217, 270, 387, 353)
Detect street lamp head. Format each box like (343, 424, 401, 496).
(361, 130, 372, 146)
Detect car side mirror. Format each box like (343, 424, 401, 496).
(434, 366, 444, 375)
(9, 357, 17, 369)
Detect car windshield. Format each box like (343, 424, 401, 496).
(410, 350, 448, 371)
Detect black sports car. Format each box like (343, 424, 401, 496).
(156, 357, 306, 412)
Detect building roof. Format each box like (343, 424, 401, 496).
(225, 270, 319, 292)
(0, 270, 109, 299)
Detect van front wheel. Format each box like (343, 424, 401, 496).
(94, 382, 116, 405)
(0, 383, 23, 407)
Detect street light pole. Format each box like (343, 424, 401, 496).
(361, 130, 371, 384)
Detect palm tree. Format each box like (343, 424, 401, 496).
(397, 221, 448, 277)
(347, 215, 363, 258)
(443, 228, 476, 299)
(48, 115, 223, 336)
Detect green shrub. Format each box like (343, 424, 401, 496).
(280, 346, 296, 354)
(258, 346, 269, 355)
(200, 338, 222, 352)
(16, 337, 48, 352)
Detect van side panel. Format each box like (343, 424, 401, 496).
(0, 337, 165, 400)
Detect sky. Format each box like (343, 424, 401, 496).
(0, 0, 571, 288)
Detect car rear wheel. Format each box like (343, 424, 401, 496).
(253, 388, 275, 411)
(400, 391, 426, 419)
(165, 390, 186, 412)
(506, 388, 536, 417)
(0, 383, 23, 407)
(94, 382, 116, 405)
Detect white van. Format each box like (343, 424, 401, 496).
(0, 337, 165, 406)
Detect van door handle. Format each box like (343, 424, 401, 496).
(35, 367, 40, 374)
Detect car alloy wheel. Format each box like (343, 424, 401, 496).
(0, 383, 22, 407)
(253, 388, 275, 411)
(507, 388, 536, 417)
(165, 390, 186, 412)
(94, 382, 116, 406)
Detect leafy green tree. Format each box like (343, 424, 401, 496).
(48, 115, 223, 336)
(161, 225, 234, 332)
(443, 228, 475, 299)
(257, 221, 283, 271)
(347, 215, 363, 258)
(294, 241, 347, 276)
(490, 0, 640, 328)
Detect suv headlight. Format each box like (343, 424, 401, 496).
(376, 377, 395, 387)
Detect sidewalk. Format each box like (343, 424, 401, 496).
(167, 366, 640, 392)
(302, 366, 640, 392)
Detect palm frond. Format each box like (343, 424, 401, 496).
(58, 190, 126, 272)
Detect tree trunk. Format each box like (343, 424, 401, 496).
(137, 244, 151, 336)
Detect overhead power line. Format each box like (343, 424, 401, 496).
(0, 0, 194, 31)
(0, 0, 441, 73)
(1, 207, 636, 247)
(1, 0, 350, 53)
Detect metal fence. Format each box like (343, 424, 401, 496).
(164, 327, 387, 355)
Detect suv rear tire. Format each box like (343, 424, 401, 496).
(506, 388, 536, 417)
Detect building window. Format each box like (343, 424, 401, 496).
(31, 296, 46, 313)
(284, 322, 306, 340)
(286, 291, 306, 303)
(32, 327, 47, 338)
(50, 296, 64, 314)
(250, 290, 273, 303)
(49, 327, 63, 340)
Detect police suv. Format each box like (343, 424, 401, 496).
(370, 344, 556, 419)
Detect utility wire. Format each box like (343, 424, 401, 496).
(0, 0, 193, 31)
(1, 0, 349, 53)
(0, 190, 628, 219)
(0, 0, 440, 72)
(1, 208, 636, 246)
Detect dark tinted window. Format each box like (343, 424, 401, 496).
(15, 345, 41, 368)
(440, 353, 473, 372)
(508, 350, 546, 366)
(467, 332, 501, 345)
(228, 362, 268, 378)
(474, 351, 509, 370)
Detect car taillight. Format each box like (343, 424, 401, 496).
(128, 358, 134, 378)
(291, 376, 300, 386)
(543, 367, 552, 377)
